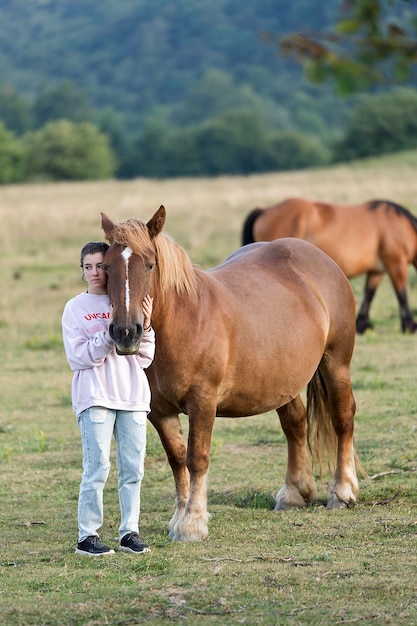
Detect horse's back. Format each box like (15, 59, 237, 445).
(254, 197, 369, 240)
(221, 237, 348, 284)
(252, 198, 384, 276)
(253, 197, 317, 241)
(214, 238, 356, 337)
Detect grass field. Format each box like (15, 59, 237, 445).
(0, 152, 416, 625)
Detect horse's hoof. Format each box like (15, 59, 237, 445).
(327, 492, 356, 510)
(274, 501, 304, 511)
(171, 513, 209, 542)
(275, 485, 313, 510)
(356, 319, 374, 334)
(402, 324, 417, 334)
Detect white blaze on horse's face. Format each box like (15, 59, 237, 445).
(121, 246, 133, 317)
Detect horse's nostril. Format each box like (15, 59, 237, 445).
(109, 323, 142, 346)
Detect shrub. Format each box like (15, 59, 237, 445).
(24, 120, 116, 181)
(195, 110, 272, 175)
(0, 122, 26, 183)
(268, 130, 330, 170)
(336, 88, 417, 161)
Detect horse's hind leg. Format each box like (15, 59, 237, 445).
(147, 412, 190, 537)
(356, 272, 383, 333)
(395, 286, 417, 332)
(275, 395, 317, 510)
(317, 357, 359, 509)
(386, 258, 417, 332)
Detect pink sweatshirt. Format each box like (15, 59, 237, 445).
(62, 292, 155, 415)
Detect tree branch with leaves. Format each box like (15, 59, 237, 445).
(278, 0, 417, 94)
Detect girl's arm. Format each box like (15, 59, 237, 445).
(62, 303, 114, 371)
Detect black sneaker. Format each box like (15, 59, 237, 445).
(119, 532, 150, 554)
(75, 535, 115, 556)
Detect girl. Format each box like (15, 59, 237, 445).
(62, 241, 155, 556)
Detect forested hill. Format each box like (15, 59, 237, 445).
(2, 0, 417, 183)
(0, 0, 346, 134)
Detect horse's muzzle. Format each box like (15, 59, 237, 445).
(110, 322, 142, 355)
(115, 346, 139, 356)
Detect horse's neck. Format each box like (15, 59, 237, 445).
(152, 278, 203, 335)
(152, 290, 191, 331)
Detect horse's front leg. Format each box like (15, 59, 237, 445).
(275, 396, 317, 510)
(171, 396, 216, 541)
(147, 412, 190, 537)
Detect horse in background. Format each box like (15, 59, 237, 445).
(242, 197, 417, 334)
(102, 206, 360, 542)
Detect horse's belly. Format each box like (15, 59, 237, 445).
(215, 348, 321, 417)
(216, 393, 296, 417)
(311, 235, 379, 277)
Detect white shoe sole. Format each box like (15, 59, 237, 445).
(119, 546, 151, 554)
(75, 548, 115, 556)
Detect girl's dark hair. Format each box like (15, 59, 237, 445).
(80, 242, 110, 267)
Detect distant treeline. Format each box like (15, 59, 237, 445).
(2, 1, 417, 181)
(1, 82, 417, 183)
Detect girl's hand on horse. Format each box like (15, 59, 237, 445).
(143, 295, 153, 330)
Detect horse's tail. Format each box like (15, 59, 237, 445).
(306, 370, 337, 478)
(241, 207, 263, 246)
(306, 370, 367, 479)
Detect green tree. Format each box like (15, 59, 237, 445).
(25, 121, 116, 181)
(173, 69, 271, 128)
(0, 122, 26, 183)
(336, 87, 417, 159)
(32, 80, 94, 129)
(131, 124, 204, 178)
(196, 110, 271, 175)
(159, 128, 203, 177)
(0, 85, 31, 135)
(129, 123, 171, 178)
(268, 130, 330, 170)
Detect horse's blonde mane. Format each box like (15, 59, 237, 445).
(112, 218, 198, 297)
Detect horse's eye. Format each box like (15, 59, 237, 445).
(103, 264, 110, 273)
(147, 263, 155, 271)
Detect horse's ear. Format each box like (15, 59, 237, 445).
(147, 205, 166, 240)
(101, 212, 114, 243)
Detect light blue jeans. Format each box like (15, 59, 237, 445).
(77, 407, 147, 542)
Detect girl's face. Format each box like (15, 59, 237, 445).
(82, 252, 108, 295)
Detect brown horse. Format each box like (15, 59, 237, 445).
(242, 197, 417, 334)
(101, 206, 360, 542)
